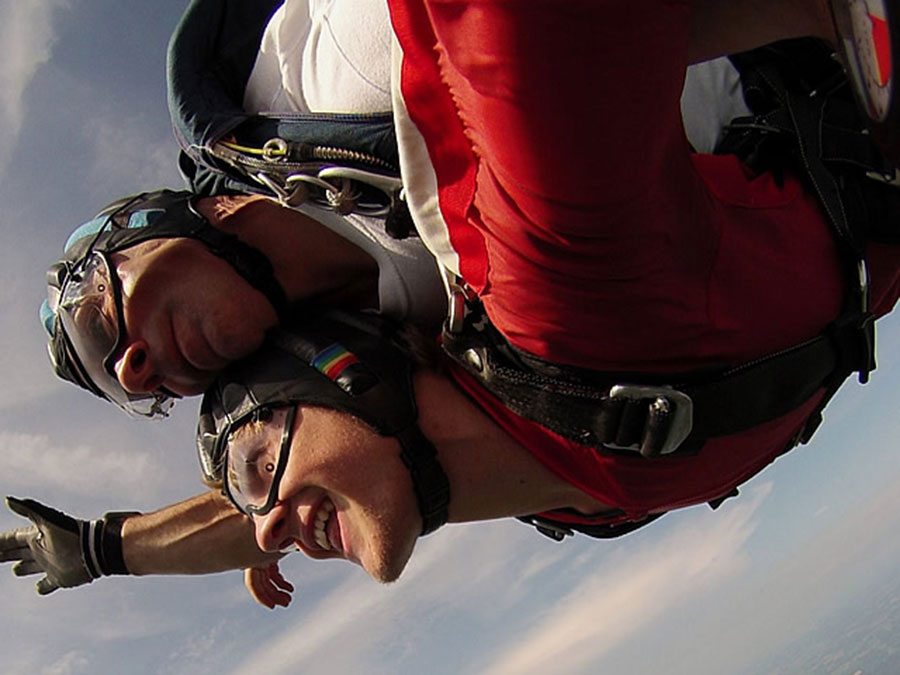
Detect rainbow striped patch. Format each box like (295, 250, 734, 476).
(311, 343, 360, 381)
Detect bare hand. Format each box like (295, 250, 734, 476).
(244, 561, 294, 609)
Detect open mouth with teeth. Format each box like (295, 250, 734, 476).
(312, 497, 342, 552)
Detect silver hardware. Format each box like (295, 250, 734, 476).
(649, 396, 670, 416)
(857, 258, 870, 312)
(318, 167, 402, 216)
(285, 173, 352, 212)
(463, 348, 483, 372)
(325, 177, 359, 214)
(318, 166, 401, 198)
(607, 384, 693, 456)
(439, 266, 468, 334)
(212, 140, 403, 216)
(254, 172, 292, 204)
(262, 138, 288, 162)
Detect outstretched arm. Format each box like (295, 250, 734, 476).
(0, 491, 283, 596)
(122, 490, 280, 575)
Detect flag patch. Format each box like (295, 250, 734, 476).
(312, 343, 360, 381)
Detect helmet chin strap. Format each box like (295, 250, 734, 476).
(395, 425, 449, 536)
(184, 217, 289, 320)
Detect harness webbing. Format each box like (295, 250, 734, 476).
(442, 302, 875, 458)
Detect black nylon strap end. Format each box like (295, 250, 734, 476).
(826, 312, 877, 387)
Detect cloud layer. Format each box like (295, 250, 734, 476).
(0, 0, 69, 175)
(0, 430, 165, 502)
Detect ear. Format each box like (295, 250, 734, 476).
(114, 339, 163, 394)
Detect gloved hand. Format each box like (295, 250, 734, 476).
(0, 497, 135, 595)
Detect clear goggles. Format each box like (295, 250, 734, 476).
(223, 406, 298, 517)
(54, 249, 174, 418)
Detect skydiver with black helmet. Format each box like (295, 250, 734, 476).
(2, 0, 899, 608)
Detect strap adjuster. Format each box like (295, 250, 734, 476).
(828, 311, 877, 385)
(603, 385, 694, 457)
(439, 266, 474, 335)
(856, 312, 876, 384)
(516, 515, 574, 541)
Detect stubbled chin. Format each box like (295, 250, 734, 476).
(360, 539, 416, 584)
(366, 560, 406, 584)
(210, 320, 270, 362)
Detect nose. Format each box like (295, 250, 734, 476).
(114, 339, 164, 393)
(254, 502, 294, 553)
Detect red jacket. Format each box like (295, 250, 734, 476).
(389, 0, 900, 523)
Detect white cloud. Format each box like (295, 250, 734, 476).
(228, 569, 395, 674)
(40, 650, 88, 675)
(0, 0, 69, 174)
(163, 619, 230, 667)
(571, 470, 900, 675)
(0, 429, 164, 502)
(747, 474, 900, 610)
(0, 0, 77, 411)
(221, 524, 538, 674)
(477, 484, 771, 675)
(214, 489, 767, 675)
(80, 111, 184, 198)
(0, 263, 64, 411)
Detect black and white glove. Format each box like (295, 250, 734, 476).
(0, 496, 137, 595)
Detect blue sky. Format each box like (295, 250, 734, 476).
(0, 1, 898, 673)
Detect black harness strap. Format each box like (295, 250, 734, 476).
(443, 299, 873, 459)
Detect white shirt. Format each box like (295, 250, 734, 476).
(244, 0, 444, 328)
(244, 0, 392, 114)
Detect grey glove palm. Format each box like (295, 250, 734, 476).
(0, 497, 94, 595)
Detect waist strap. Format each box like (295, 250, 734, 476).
(442, 301, 875, 458)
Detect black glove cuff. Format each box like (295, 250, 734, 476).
(84, 512, 139, 577)
(101, 512, 138, 576)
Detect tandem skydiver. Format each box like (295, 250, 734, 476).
(2, 0, 899, 606)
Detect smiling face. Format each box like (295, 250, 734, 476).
(110, 237, 279, 397)
(247, 405, 423, 583)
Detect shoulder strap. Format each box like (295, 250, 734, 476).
(722, 38, 900, 254)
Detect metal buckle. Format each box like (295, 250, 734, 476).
(518, 516, 574, 542)
(606, 385, 694, 457)
(439, 266, 470, 335)
(253, 166, 401, 216)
